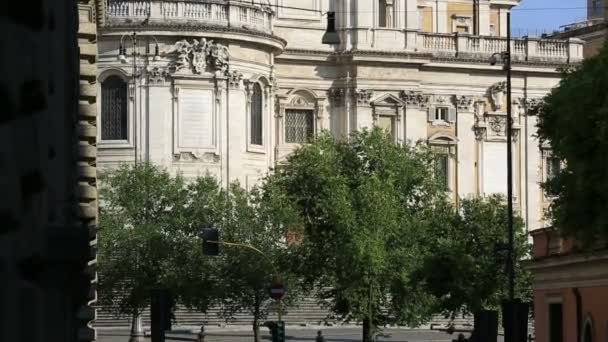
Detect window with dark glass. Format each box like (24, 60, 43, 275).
(285, 109, 313, 144)
(250, 83, 263, 145)
(101, 75, 128, 140)
(434, 153, 450, 190)
(378, 0, 387, 27)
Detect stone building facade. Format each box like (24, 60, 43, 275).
(553, 0, 607, 58)
(96, 0, 583, 234)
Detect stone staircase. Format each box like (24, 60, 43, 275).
(93, 296, 474, 329)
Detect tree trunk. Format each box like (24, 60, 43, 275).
(253, 295, 261, 342)
(362, 318, 375, 342)
(253, 320, 260, 342)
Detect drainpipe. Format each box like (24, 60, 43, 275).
(573, 288, 582, 342)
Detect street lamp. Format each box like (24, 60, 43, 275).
(489, 12, 528, 342)
(117, 33, 161, 163)
(322, 11, 340, 45)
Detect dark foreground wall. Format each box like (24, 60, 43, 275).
(0, 1, 98, 341)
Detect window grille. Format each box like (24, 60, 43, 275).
(250, 83, 263, 145)
(546, 157, 561, 181)
(285, 109, 313, 144)
(101, 76, 128, 140)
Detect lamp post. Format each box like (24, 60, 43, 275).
(490, 12, 522, 342)
(118, 33, 160, 163)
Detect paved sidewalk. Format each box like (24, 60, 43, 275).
(95, 326, 478, 342)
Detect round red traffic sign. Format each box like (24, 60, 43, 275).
(269, 284, 286, 300)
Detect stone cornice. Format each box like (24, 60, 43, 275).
(278, 48, 580, 69)
(100, 22, 287, 49)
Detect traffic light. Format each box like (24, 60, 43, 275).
(200, 227, 219, 256)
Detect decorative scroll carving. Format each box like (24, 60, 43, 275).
(489, 116, 506, 136)
(148, 66, 169, 84)
(289, 95, 314, 108)
(173, 151, 219, 163)
(518, 97, 545, 115)
(166, 38, 229, 74)
(454, 95, 474, 111)
(228, 70, 243, 88)
(328, 88, 345, 106)
(353, 89, 373, 106)
(400, 90, 430, 108)
(434, 95, 449, 105)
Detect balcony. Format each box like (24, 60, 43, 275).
(104, 0, 274, 35)
(355, 29, 584, 63)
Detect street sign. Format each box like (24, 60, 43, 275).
(269, 284, 286, 300)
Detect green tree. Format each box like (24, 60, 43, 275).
(97, 163, 189, 323)
(265, 129, 445, 341)
(174, 178, 303, 342)
(537, 42, 608, 246)
(411, 196, 531, 318)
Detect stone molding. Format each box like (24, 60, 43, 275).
(400, 90, 430, 109)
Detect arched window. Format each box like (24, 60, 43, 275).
(101, 75, 128, 140)
(429, 135, 457, 191)
(250, 83, 263, 145)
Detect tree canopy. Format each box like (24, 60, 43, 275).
(537, 42, 608, 245)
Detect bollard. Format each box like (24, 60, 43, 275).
(315, 329, 325, 342)
(196, 325, 205, 342)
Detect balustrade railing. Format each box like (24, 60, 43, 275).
(106, 0, 273, 33)
(422, 33, 456, 51)
(418, 33, 581, 62)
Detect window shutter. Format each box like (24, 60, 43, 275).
(448, 108, 457, 123)
(428, 106, 435, 122)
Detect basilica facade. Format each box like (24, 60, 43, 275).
(96, 0, 583, 233)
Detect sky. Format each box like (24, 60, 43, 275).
(511, 0, 588, 36)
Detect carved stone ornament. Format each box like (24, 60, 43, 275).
(454, 95, 474, 111)
(228, 70, 243, 88)
(173, 151, 219, 163)
(354, 89, 373, 106)
(400, 90, 430, 108)
(165, 38, 229, 74)
(434, 95, 449, 105)
(328, 88, 345, 106)
(489, 81, 507, 111)
(147, 66, 169, 84)
(489, 116, 506, 136)
(289, 95, 314, 108)
(474, 125, 487, 141)
(518, 97, 545, 115)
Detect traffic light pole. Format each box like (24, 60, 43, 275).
(205, 239, 284, 320)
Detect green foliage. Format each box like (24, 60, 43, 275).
(170, 179, 304, 342)
(411, 196, 531, 317)
(97, 162, 188, 316)
(264, 128, 531, 336)
(265, 129, 444, 332)
(537, 42, 608, 245)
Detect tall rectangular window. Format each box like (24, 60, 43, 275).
(250, 83, 263, 145)
(285, 109, 313, 144)
(378, 0, 387, 27)
(434, 153, 450, 190)
(101, 75, 128, 140)
(377, 115, 395, 139)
